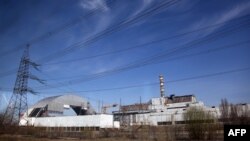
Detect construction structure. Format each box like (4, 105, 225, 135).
(20, 94, 120, 128)
(113, 75, 220, 126)
(101, 103, 118, 114)
(1, 45, 43, 125)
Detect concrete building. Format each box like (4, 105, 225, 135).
(113, 94, 220, 126)
(112, 75, 220, 126)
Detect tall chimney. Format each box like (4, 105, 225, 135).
(159, 75, 165, 97)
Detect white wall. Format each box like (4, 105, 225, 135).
(20, 114, 119, 128)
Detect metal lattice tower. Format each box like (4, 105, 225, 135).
(2, 45, 30, 125)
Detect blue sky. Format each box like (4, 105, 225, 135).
(0, 0, 250, 112)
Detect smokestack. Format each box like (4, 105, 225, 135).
(159, 75, 165, 97)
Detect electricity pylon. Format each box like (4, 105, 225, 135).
(2, 45, 43, 125)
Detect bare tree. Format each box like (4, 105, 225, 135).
(184, 107, 215, 140)
(220, 98, 250, 124)
(219, 98, 230, 123)
(230, 104, 239, 123)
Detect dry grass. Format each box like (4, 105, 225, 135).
(0, 135, 139, 141)
(0, 125, 224, 141)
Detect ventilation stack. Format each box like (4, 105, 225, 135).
(159, 75, 165, 97)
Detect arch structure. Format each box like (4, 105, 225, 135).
(27, 94, 96, 117)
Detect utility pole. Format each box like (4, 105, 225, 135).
(2, 45, 43, 126)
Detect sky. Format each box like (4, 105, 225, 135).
(0, 0, 250, 113)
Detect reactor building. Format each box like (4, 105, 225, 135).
(113, 75, 220, 126)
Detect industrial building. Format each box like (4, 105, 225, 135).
(113, 94, 219, 126)
(20, 95, 120, 128)
(20, 93, 220, 128)
(113, 75, 220, 126)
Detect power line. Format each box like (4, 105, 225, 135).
(33, 19, 250, 89)
(36, 0, 180, 63)
(43, 15, 250, 66)
(37, 67, 250, 94)
(0, 1, 181, 98)
(2, 40, 249, 91)
(0, 0, 179, 77)
(43, 40, 250, 81)
(1, 14, 249, 77)
(0, 1, 115, 77)
(0, 2, 249, 93)
(1, 40, 250, 91)
(0, 0, 114, 57)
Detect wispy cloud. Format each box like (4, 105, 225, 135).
(86, 56, 125, 74)
(0, 92, 11, 110)
(80, 0, 109, 12)
(187, 1, 250, 38)
(130, 0, 153, 18)
(78, 0, 112, 37)
(166, 0, 198, 12)
(70, 0, 173, 75)
(2, 92, 9, 104)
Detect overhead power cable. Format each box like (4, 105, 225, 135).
(1, 14, 249, 77)
(32, 19, 250, 89)
(36, 0, 180, 63)
(37, 67, 250, 94)
(43, 40, 250, 81)
(2, 40, 249, 91)
(3, 20, 250, 92)
(0, 0, 179, 77)
(0, 0, 114, 57)
(43, 15, 250, 65)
